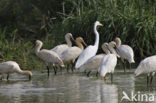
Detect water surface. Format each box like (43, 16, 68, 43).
(0, 68, 156, 103)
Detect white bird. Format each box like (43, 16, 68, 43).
(100, 41, 118, 82)
(51, 33, 75, 56)
(79, 43, 110, 77)
(60, 37, 87, 72)
(135, 55, 156, 86)
(35, 40, 65, 76)
(114, 37, 135, 71)
(75, 21, 103, 69)
(0, 61, 32, 80)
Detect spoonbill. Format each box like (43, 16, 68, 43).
(114, 37, 135, 71)
(60, 37, 87, 72)
(35, 40, 65, 76)
(0, 61, 32, 80)
(100, 41, 118, 82)
(79, 43, 110, 77)
(135, 55, 156, 86)
(75, 21, 103, 69)
(51, 33, 75, 56)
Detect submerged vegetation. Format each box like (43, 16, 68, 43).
(0, 0, 155, 70)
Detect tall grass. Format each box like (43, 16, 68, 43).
(51, 0, 156, 61)
(0, 28, 57, 71)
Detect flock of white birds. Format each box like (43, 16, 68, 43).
(0, 21, 155, 86)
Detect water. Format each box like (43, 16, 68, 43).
(0, 69, 156, 103)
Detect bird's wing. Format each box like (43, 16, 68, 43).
(100, 54, 117, 77)
(51, 44, 68, 56)
(118, 45, 134, 59)
(75, 45, 97, 69)
(0, 61, 16, 73)
(60, 47, 82, 62)
(135, 55, 156, 76)
(39, 49, 60, 63)
(83, 54, 104, 71)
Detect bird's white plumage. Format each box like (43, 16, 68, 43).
(117, 45, 134, 63)
(51, 44, 69, 56)
(100, 54, 117, 77)
(135, 55, 156, 76)
(60, 47, 82, 63)
(0, 61, 21, 74)
(75, 45, 97, 68)
(79, 54, 105, 72)
(51, 33, 74, 56)
(0, 61, 32, 80)
(79, 42, 110, 72)
(60, 37, 86, 64)
(75, 21, 103, 69)
(37, 49, 62, 64)
(115, 37, 135, 63)
(35, 40, 64, 67)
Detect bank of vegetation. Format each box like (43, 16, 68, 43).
(0, 0, 155, 70)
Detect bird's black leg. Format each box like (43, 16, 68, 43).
(147, 74, 149, 87)
(53, 66, 57, 75)
(84, 70, 87, 74)
(150, 72, 155, 86)
(96, 71, 99, 78)
(111, 73, 113, 83)
(7, 74, 9, 80)
(47, 66, 50, 77)
(0, 75, 3, 80)
(122, 59, 126, 72)
(87, 71, 91, 77)
(70, 63, 74, 73)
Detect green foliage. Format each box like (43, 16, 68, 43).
(0, 0, 155, 65)
(53, 0, 156, 61)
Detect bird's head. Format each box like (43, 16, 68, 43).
(36, 40, 43, 47)
(95, 21, 103, 27)
(101, 43, 110, 54)
(109, 41, 116, 48)
(114, 37, 121, 46)
(65, 33, 75, 42)
(76, 37, 87, 47)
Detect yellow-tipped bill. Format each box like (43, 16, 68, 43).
(99, 23, 104, 26)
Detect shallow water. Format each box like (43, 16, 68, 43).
(0, 68, 156, 103)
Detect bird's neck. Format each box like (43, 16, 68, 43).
(65, 37, 72, 47)
(35, 44, 42, 55)
(94, 24, 99, 49)
(103, 48, 110, 54)
(108, 45, 116, 55)
(116, 40, 121, 47)
(17, 70, 31, 76)
(76, 42, 84, 50)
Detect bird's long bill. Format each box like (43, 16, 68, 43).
(71, 36, 75, 42)
(99, 23, 104, 26)
(82, 40, 87, 47)
(114, 46, 120, 58)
